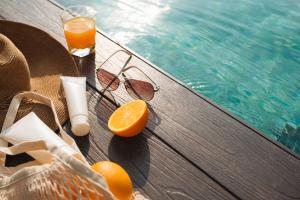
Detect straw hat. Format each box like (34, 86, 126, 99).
(0, 20, 79, 130)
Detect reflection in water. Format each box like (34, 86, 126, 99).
(97, 0, 172, 44)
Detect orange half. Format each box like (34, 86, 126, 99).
(108, 100, 148, 137)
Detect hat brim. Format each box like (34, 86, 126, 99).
(0, 20, 79, 130)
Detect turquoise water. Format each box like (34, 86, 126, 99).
(57, 0, 300, 155)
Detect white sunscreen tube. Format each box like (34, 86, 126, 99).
(1, 112, 80, 164)
(60, 76, 90, 136)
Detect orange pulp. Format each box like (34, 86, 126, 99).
(63, 16, 96, 50)
(108, 100, 149, 137)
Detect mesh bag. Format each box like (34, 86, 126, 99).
(0, 140, 115, 200)
(0, 92, 149, 199)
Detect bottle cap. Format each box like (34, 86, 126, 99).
(71, 115, 90, 136)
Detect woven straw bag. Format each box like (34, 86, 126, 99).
(0, 92, 116, 199)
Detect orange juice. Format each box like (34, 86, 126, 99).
(63, 16, 96, 51)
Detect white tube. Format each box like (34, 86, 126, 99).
(1, 112, 80, 164)
(60, 76, 90, 136)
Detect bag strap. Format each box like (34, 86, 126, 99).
(0, 140, 51, 168)
(0, 140, 48, 156)
(0, 91, 88, 165)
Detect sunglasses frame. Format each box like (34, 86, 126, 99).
(96, 50, 160, 99)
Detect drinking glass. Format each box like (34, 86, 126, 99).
(61, 6, 96, 57)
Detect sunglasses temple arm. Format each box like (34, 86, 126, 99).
(117, 54, 133, 77)
(123, 66, 160, 91)
(98, 49, 132, 69)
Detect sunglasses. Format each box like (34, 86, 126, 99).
(96, 50, 159, 101)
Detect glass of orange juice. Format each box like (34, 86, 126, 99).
(61, 6, 96, 57)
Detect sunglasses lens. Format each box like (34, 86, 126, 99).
(124, 79, 155, 101)
(96, 69, 120, 90)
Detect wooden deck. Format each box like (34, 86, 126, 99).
(1, 0, 300, 199)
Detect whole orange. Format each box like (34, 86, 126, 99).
(91, 161, 133, 200)
(108, 100, 148, 137)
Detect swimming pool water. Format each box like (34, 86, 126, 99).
(57, 0, 300, 155)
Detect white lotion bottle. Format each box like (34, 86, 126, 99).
(61, 76, 90, 136)
(1, 112, 84, 164)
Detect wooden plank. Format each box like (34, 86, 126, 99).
(0, 0, 299, 199)
(62, 86, 237, 200)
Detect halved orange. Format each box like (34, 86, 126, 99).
(108, 100, 148, 137)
